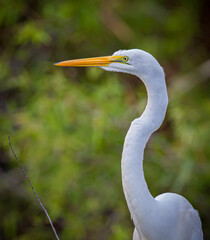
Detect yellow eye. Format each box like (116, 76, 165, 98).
(122, 56, 129, 62)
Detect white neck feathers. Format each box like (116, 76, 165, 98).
(121, 73, 168, 236)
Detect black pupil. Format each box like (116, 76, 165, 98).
(124, 57, 127, 61)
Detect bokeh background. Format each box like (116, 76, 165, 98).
(0, 0, 209, 239)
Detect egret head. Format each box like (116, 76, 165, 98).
(102, 49, 164, 81)
(54, 49, 164, 84)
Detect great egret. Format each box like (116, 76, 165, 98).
(55, 49, 203, 240)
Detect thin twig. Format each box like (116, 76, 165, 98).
(8, 134, 60, 240)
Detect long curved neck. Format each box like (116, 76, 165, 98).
(121, 73, 168, 234)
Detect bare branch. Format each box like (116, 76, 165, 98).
(8, 134, 60, 240)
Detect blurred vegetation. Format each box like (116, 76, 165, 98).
(0, 0, 209, 239)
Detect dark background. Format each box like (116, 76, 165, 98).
(0, 0, 209, 239)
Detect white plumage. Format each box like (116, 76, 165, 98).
(102, 49, 203, 240)
(55, 49, 203, 240)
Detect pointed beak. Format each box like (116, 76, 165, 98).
(54, 55, 122, 67)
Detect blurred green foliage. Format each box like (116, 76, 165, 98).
(0, 0, 209, 239)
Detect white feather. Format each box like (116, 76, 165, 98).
(102, 49, 203, 240)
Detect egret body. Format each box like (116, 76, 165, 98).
(55, 49, 203, 240)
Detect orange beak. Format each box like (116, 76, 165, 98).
(54, 55, 122, 67)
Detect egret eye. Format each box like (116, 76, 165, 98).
(122, 56, 129, 62)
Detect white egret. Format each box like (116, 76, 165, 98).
(55, 49, 203, 240)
